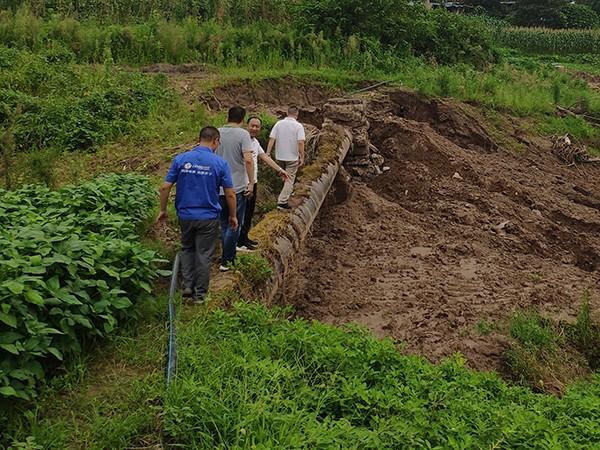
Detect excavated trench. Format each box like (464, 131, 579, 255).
(282, 89, 600, 373)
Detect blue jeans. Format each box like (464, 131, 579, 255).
(219, 192, 246, 265)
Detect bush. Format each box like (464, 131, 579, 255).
(0, 46, 170, 153)
(0, 174, 166, 401)
(296, 0, 498, 66)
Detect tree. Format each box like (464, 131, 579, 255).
(511, 0, 569, 27)
(581, 0, 600, 14)
(464, 0, 510, 17)
(558, 3, 600, 28)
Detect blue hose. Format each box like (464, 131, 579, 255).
(166, 252, 180, 386)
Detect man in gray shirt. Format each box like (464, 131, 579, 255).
(217, 106, 255, 271)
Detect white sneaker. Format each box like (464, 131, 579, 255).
(236, 245, 254, 252)
(219, 265, 230, 272)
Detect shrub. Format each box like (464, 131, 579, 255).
(558, 3, 600, 29)
(295, 0, 498, 66)
(0, 46, 170, 153)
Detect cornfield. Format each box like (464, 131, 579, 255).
(497, 27, 600, 55)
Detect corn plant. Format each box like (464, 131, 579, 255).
(498, 27, 600, 55)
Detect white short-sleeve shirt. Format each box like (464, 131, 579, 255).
(251, 137, 265, 183)
(270, 117, 306, 162)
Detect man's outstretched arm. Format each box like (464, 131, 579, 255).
(258, 153, 290, 180)
(266, 137, 276, 157)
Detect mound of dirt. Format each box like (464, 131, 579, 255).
(285, 89, 600, 374)
(199, 77, 339, 126)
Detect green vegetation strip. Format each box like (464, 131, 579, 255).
(3, 312, 166, 449)
(498, 27, 600, 56)
(0, 174, 166, 402)
(164, 303, 600, 449)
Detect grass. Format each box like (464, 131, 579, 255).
(503, 300, 600, 394)
(235, 253, 274, 292)
(568, 291, 600, 370)
(538, 115, 600, 140)
(4, 49, 600, 189)
(1, 295, 168, 449)
(508, 312, 562, 354)
(475, 320, 494, 336)
(163, 302, 600, 449)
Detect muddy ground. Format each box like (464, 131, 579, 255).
(283, 88, 600, 373)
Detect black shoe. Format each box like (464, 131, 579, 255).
(182, 287, 193, 298)
(246, 238, 258, 246)
(277, 203, 291, 210)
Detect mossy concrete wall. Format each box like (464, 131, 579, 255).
(253, 98, 373, 303)
(258, 121, 353, 303)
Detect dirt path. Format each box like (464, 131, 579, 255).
(285, 90, 600, 373)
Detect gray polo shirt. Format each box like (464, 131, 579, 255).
(216, 126, 253, 194)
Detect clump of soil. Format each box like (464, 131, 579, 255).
(285, 88, 600, 377)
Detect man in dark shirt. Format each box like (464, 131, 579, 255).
(157, 126, 238, 303)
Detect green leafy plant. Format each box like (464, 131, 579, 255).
(235, 254, 273, 288)
(0, 45, 169, 156)
(0, 174, 166, 401)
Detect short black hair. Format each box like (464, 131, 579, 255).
(199, 126, 220, 142)
(247, 116, 262, 124)
(228, 106, 246, 123)
(288, 105, 299, 115)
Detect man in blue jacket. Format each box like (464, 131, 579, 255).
(157, 126, 238, 304)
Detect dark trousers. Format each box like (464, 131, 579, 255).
(219, 192, 246, 265)
(238, 183, 257, 245)
(179, 219, 220, 296)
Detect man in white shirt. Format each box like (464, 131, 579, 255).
(267, 106, 305, 210)
(238, 116, 290, 250)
